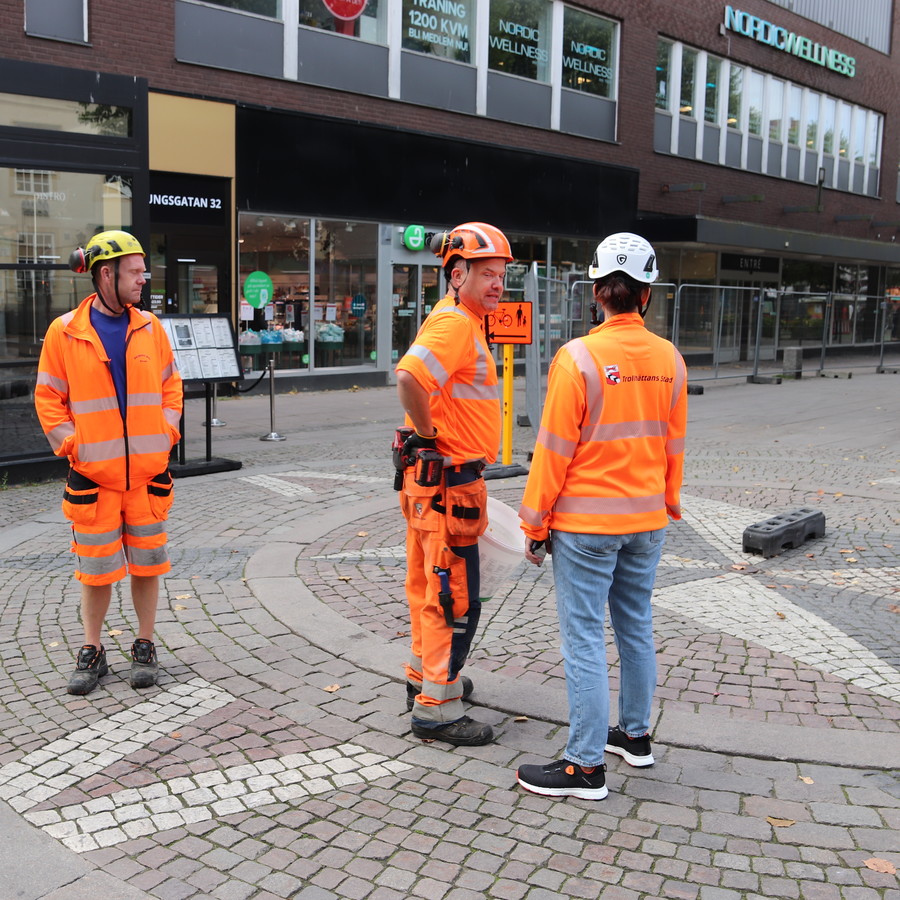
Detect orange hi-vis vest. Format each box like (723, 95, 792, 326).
(520, 312, 687, 538)
(35, 295, 183, 492)
(396, 295, 501, 466)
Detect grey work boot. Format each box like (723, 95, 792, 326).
(67, 645, 108, 695)
(410, 716, 494, 746)
(129, 638, 159, 689)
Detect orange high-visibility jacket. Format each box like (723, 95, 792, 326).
(35, 295, 183, 492)
(520, 312, 687, 538)
(396, 295, 501, 466)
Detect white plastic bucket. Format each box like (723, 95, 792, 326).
(479, 496, 526, 599)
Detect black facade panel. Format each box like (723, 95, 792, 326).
(400, 54, 477, 115)
(175, 0, 283, 79)
(25, 0, 85, 43)
(236, 107, 638, 238)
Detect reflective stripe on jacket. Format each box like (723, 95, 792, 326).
(34, 294, 183, 492)
(519, 312, 687, 538)
(396, 295, 501, 466)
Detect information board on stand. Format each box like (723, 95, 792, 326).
(160, 314, 243, 477)
(160, 314, 243, 383)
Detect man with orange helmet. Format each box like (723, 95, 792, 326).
(395, 221, 513, 745)
(35, 230, 183, 696)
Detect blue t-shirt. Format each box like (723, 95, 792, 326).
(90, 306, 129, 420)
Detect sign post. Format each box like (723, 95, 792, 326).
(486, 301, 533, 470)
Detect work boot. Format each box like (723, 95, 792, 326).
(67, 645, 108, 696)
(410, 715, 494, 746)
(129, 638, 159, 689)
(406, 675, 474, 711)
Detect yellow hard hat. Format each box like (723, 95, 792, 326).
(69, 230, 145, 273)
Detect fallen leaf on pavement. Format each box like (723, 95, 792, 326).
(357, 531, 368, 537)
(888, 605, 900, 614)
(514, 716, 529, 722)
(766, 816, 796, 828)
(175, 594, 192, 600)
(108, 629, 123, 636)
(834, 492, 844, 498)
(396, 631, 409, 637)
(338, 576, 352, 582)
(49, 641, 59, 648)
(798, 776, 814, 784)
(323, 684, 341, 693)
(174, 604, 187, 611)
(863, 858, 896, 875)
(775, 612, 786, 619)
(171, 732, 182, 739)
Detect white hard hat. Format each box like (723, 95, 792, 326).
(588, 232, 658, 283)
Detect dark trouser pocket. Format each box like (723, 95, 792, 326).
(61, 468, 99, 525)
(147, 470, 174, 521)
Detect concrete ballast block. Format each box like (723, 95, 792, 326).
(742, 508, 826, 558)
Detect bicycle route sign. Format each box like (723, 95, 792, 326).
(486, 301, 532, 344)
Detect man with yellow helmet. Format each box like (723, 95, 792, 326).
(395, 222, 513, 746)
(35, 229, 183, 695)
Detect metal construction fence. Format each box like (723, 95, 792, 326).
(523, 264, 899, 431)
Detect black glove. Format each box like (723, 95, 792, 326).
(527, 537, 552, 563)
(401, 428, 437, 458)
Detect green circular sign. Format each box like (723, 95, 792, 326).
(243, 271, 274, 309)
(402, 224, 426, 251)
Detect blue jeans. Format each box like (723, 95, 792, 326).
(551, 527, 666, 768)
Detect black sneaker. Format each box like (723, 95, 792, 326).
(517, 759, 608, 800)
(406, 675, 474, 711)
(410, 715, 493, 746)
(129, 639, 159, 689)
(605, 726, 655, 767)
(67, 645, 108, 695)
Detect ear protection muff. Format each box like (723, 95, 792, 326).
(429, 232, 465, 258)
(68, 245, 102, 274)
(68, 247, 89, 274)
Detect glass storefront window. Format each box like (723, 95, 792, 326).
(868, 114, 882, 168)
(838, 104, 851, 159)
(488, 0, 551, 83)
(806, 92, 819, 150)
(402, 0, 473, 63)
(299, 0, 386, 43)
(679, 48, 696, 117)
(0, 92, 132, 137)
(747, 71, 763, 135)
(560, 7, 616, 98)
(0, 168, 133, 362)
(655, 40, 671, 111)
(854, 109, 866, 164)
(768, 79, 783, 142)
(727, 64, 742, 129)
(787, 85, 801, 146)
(314, 220, 377, 367)
(704, 57, 720, 123)
(822, 96, 836, 155)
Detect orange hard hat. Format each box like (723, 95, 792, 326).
(430, 222, 514, 266)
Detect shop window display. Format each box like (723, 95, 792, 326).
(488, 0, 551, 82)
(237, 214, 377, 371)
(299, 0, 386, 43)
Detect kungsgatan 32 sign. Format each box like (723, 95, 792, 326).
(723, 5, 856, 78)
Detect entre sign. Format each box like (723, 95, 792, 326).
(724, 6, 855, 77)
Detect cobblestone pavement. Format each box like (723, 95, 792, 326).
(0, 370, 898, 900)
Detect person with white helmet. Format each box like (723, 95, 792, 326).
(515, 232, 688, 799)
(35, 230, 183, 695)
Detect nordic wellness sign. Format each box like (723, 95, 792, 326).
(723, 5, 856, 78)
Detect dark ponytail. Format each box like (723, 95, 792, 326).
(594, 272, 645, 315)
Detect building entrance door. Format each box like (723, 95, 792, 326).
(391, 263, 440, 364)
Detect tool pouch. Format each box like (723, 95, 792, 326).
(61, 468, 99, 526)
(434, 477, 487, 538)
